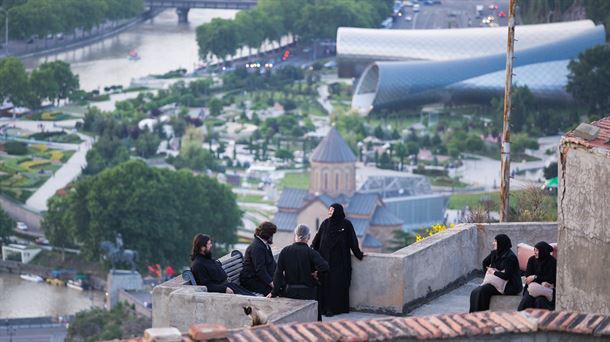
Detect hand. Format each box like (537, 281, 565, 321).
(269, 282, 274, 288)
(541, 282, 554, 288)
(311, 271, 319, 281)
(486, 267, 496, 274)
(225, 287, 234, 294)
(362, 253, 368, 257)
(525, 275, 536, 285)
(266, 293, 272, 298)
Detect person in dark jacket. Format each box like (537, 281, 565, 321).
(240, 221, 277, 296)
(469, 234, 522, 312)
(190, 234, 253, 295)
(270, 224, 329, 320)
(518, 241, 557, 310)
(312, 203, 366, 317)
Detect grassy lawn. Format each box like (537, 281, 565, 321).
(236, 194, 273, 204)
(278, 171, 310, 190)
(430, 176, 468, 188)
(448, 191, 500, 210)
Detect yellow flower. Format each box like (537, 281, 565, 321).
(415, 235, 423, 242)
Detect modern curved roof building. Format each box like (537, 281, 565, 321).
(336, 21, 606, 113)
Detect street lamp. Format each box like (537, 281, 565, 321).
(0, 7, 8, 56)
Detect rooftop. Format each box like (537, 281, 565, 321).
(563, 116, 610, 154)
(310, 127, 357, 163)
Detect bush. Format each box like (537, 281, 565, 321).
(3, 142, 28, 155)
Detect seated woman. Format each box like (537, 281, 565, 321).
(518, 241, 556, 310)
(190, 234, 253, 295)
(470, 234, 522, 312)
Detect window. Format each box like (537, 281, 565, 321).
(335, 173, 339, 191)
(324, 173, 328, 190)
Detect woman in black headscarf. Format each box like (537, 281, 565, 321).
(469, 234, 522, 312)
(518, 241, 556, 310)
(312, 203, 365, 316)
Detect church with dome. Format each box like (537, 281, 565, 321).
(272, 127, 405, 252)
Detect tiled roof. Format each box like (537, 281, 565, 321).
(115, 309, 610, 342)
(563, 116, 610, 154)
(228, 310, 610, 341)
(363, 234, 383, 248)
(318, 194, 336, 207)
(276, 188, 308, 209)
(272, 212, 298, 232)
(348, 217, 369, 237)
(371, 206, 404, 226)
(310, 127, 357, 163)
(347, 193, 379, 216)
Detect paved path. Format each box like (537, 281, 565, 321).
(317, 84, 334, 114)
(25, 133, 93, 212)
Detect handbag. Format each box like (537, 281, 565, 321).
(482, 272, 508, 294)
(527, 282, 554, 302)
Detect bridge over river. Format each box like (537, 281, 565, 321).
(145, 0, 257, 22)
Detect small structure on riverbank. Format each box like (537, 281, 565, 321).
(1, 244, 42, 264)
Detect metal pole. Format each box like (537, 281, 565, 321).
(500, 0, 517, 222)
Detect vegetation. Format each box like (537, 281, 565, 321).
(66, 302, 150, 342)
(0, 207, 14, 242)
(278, 172, 310, 189)
(1, 0, 145, 40)
(567, 45, 610, 117)
(0, 58, 79, 108)
(42, 160, 242, 269)
(196, 0, 393, 61)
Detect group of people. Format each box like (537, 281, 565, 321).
(470, 234, 557, 312)
(190, 203, 366, 320)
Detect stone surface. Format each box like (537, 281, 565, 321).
(143, 327, 182, 342)
(490, 295, 523, 311)
(558, 144, 610, 315)
(107, 270, 143, 308)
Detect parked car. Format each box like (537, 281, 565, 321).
(36, 237, 50, 245)
(16, 222, 28, 230)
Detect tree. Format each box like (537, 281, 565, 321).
(394, 143, 406, 171)
(135, 132, 160, 158)
(0, 206, 14, 242)
(30, 66, 58, 107)
(275, 148, 293, 161)
(567, 45, 610, 116)
(465, 135, 484, 152)
(42, 195, 74, 261)
(0, 57, 29, 107)
(39, 61, 79, 104)
(66, 302, 150, 342)
(208, 98, 223, 116)
(53, 160, 241, 268)
(543, 161, 558, 180)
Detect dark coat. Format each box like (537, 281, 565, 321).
(482, 249, 523, 295)
(312, 217, 364, 315)
(271, 242, 329, 298)
(524, 255, 557, 286)
(240, 237, 276, 285)
(190, 254, 228, 293)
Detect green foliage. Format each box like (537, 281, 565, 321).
(511, 133, 539, 154)
(567, 45, 610, 116)
(5, 0, 144, 40)
(3, 141, 28, 155)
(208, 97, 223, 116)
(0, 57, 29, 106)
(134, 132, 160, 158)
(275, 148, 293, 161)
(84, 134, 130, 175)
(65, 302, 151, 342)
(544, 161, 558, 180)
(45, 160, 241, 268)
(0, 207, 15, 242)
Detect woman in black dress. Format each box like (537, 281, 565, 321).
(469, 234, 522, 312)
(312, 203, 366, 316)
(518, 241, 556, 310)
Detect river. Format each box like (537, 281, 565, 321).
(22, 9, 239, 91)
(0, 273, 105, 319)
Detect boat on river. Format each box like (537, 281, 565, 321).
(20, 273, 44, 282)
(67, 279, 85, 291)
(128, 50, 141, 61)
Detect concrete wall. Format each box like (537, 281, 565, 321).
(152, 276, 317, 332)
(557, 146, 610, 315)
(475, 222, 558, 263)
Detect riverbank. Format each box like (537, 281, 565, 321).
(3, 9, 162, 60)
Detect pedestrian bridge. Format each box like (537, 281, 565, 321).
(145, 0, 257, 22)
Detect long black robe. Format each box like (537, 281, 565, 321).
(190, 254, 253, 295)
(470, 248, 522, 312)
(518, 246, 557, 311)
(312, 217, 363, 316)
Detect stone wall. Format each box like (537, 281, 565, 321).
(475, 222, 558, 262)
(0, 195, 43, 231)
(557, 146, 610, 315)
(152, 276, 317, 331)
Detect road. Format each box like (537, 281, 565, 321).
(393, 0, 510, 30)
(0, 326, 66, 342)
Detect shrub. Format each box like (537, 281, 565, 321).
(414, 223, 455, 242)
(3, 142, 28, 155)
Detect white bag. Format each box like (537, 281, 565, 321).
(527, 282, 554, 302)
(482, 272, 508, 294)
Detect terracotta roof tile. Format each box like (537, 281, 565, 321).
(563, 116, 610, 154)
